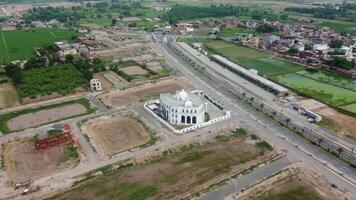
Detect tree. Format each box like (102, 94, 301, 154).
(329, 40, 343, 48)
(337, 147, 343, 157)
(256, 24, 276, 33)
(330, 57, 354, 70)
(288, 47, 299, 54)
(111, 18, 117, 26)
(4, 63, 22, 85)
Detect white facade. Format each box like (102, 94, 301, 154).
(90, 79, 102, 91)
(160, 90, 207, 125)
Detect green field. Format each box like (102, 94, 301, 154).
(205, 40, 304, 76)
(0, 28, 77, 64)
(220, 27, 255, 37)
(203, 40, 356, 114)
(19, 63, 88, 98)
(274, 73, 356, 106)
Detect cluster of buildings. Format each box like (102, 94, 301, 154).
(228, 20, 355, 77)
(55, 40, 95, 61)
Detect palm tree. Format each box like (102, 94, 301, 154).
(337, 147, 343, 157)
(318, 138, 324, 146)
(242, 92, 246, 100)
(285, 118, 291, 127)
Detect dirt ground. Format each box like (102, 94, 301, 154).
(3, 139, 79, 183)
(100, 77, 193, 107)
(316, 107, 356, 138)
(93, 73, 112, 91)
(0, 82, 20, 110)
(7, 103, 87, 131)
(80, 115, 151, 157)
(48, 133, 276, 200)
(121, 66, 148, 76)
(229, 163, 352, 200)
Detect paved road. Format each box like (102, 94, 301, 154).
(153, 40, 356, 195)
(199, 157, 292, 200)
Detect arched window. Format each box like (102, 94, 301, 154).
(187, 116, 191, 124)
(181, 115, 185, 123)
(192, 116, 197, 124)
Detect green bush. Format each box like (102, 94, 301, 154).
(256, 141, 273, 151)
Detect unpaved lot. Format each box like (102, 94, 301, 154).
(48, 132, 276, 200)
(3, 139, 79, 183)
(100, 77, 193, 107)
(81, 115, 151, 157)
(121, 66, 148, 76)
(231, 164, 352, 200)
(7, 103, 87, 131)
(93, 73, 112, 91)
(316, 107, 356, 138)
(0, 82, 20, 110)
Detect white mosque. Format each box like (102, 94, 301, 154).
(159, 89, 208, 125)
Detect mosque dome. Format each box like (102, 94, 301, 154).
(176, 89, 188, 101)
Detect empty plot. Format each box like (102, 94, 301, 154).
(81, 115, 151, 157)
(100, 77, 192, 107)
(121, 66, 148, 76)
(0, 82, 20, 110)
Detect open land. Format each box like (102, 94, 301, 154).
(0, 29, 77, 64)
(231, 164, 352, 200)
(2, 138, 80, 183)
(80, 115, 151, 157)
(0, 98, 94, 133)
(46, 132, 276, 200)
(100, 77, 193, 107)
(0, 82, 20, 110)
(204, 40, 356, 114)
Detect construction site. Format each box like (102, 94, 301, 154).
(1, 124, 80, 184)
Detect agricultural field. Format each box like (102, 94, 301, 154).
(274, 73, 356, 112)
(100, 77, 193, 107)
(0, 98, 95, 133)
(205, 40, 304, 76)
(0, 82, 20, 110)
(46, 129, 276, 200)
(2, 138, 80, 183)
(204, 40, 356, 114)
(80, 114, 152, 157)
(19, 63, 88, 98)
(0, 28, 77, 64)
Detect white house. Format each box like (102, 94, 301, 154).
(90, 79, 102, 91)
(159, 90, 207, 125)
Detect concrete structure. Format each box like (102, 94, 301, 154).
(159, 90, 207, 125)
(90, 79, 103, 92)
(211, 55, 289, 96)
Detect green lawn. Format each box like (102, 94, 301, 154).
(318, 20, 356, 35)
(274, 73, 356, 107)
(0, 28, 77, 64)
(220, 27, 255, 37)
(19, 63, 88, 98)
(205, 40, 304, 76)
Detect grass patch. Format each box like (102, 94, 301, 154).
(0, 98, 95, 134)
(0, 28, 77, 64)
(19, 63, 88, 98)
(256, 141, 273, 151)
(67, 145, 79, 158)
(175, 151, 211, 164)
(204, 112, 210, 122)
(47, 129, 62, 137)
(255, 183, 323, 200)
(231, 128, 248, 137)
